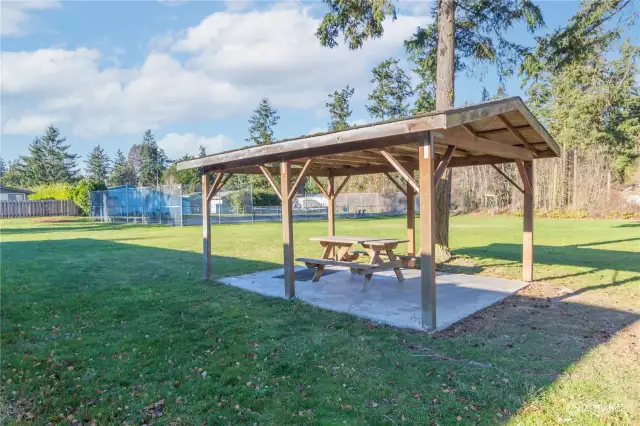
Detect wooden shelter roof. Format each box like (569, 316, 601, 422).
(177, 97, 558, 177)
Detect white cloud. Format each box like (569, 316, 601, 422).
(159, 132, 232, 159)
(1, 3, 429, 139)
(1, 0, 61, 36)
(3, 114, 61, 134)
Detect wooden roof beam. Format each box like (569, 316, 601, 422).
(435, 128, 534, 161)
(490, 164, 524, 194)
(434, 146, 455, 186)
(288, 159, 313, 202)
(384, 172, 408, 196)
(379, 150, 419, 193)
(310, 175, 329, 198)
(496, 114, 539, 157)
(516, 160, 533, 194)
(258, 165, 282, 200)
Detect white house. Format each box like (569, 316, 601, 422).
(0, 185, 32, 201)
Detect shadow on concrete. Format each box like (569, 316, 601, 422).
(1, 237, 638, 424)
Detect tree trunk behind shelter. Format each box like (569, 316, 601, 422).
(434, 0, 455, 259)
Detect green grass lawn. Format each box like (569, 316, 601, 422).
(1, 216, 638, 425)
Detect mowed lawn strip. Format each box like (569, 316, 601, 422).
(1, 216, 638, 425)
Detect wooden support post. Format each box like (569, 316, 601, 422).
(328, 176, 335, 237)
(419, 132, 437, 330)
(523, 160, 534, 282)
(281, 161, 295, 298)
(202, 172, 211, 280)
(406, 180, 415, 257)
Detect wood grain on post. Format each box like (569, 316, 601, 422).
(327, 176, 335, 237)
(406, 181, 415, 257)
(202, 172, 212, 280)
(523, 160, 534, 282)
(419, 132, 437, 330)
(281, 161, 295, 298)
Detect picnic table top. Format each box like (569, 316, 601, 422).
(309, 235, 410, 245)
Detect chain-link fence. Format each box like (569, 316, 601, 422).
(90, 184, 417, 226)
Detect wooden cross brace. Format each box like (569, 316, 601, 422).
(379, 145, 457, 192)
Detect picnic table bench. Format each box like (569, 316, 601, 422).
(296, 236, 410, 288)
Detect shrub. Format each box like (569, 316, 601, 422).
(252, 189, 281, 207)
(29, 183, 74, 200)
(72, 180, 107, 216)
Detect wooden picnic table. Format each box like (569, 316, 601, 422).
(298, 236, 410, 286)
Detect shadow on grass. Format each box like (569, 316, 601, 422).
(1, 237, 638, 424)
(0, 222, 129, 235)
(614, 221, 640, 228)
(455, 239, 640, 298)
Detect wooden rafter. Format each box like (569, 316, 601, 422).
(436, 128, 534, 161)
(462, 123, 479, 138)
(379, 150, 419, 193)
(497, 114, 539, 156)
(310, 175, 329, 198)
(434, 146, 455, 186)
(490, 164, 524, 194)
(515, 160, 533, 194)
(477, 123, 532, 136)
(258, 165, 282, 200)
(384, 172, 407, 196)
(288, 159, 313, 202)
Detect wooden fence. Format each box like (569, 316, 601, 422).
(0, 199, 80, 218)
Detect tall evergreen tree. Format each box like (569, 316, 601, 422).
(18, 126, 79, 186)
(326, 85, 355, 131)
(138, 130, 168, 187)
(85, 145, 111, 184)
(162, 154, 201, 185)
(317, 0, 544, 258)
(0, 158, 6, 179)
(480, 87, 491, 102)
(366, 58, 413, 120)
(521, 0, 636, 84)
(109, 149, 137, 186)
(198, 145, 207, 157)
(127, 144, 143, 184)
(246, 98, 280, 145)
(0, 161, 25, 187)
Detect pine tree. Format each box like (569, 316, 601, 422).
(0, 161, 25, 187)
(494, 84, 507, 99)
(0, 158, 6, 179)
(326, 86, 355, 131)
(162, 154, 201, 185)
(109, 149, 137, 186)
(18, 126, 79, 186)
(317, 0, 544, 258)
(85, 145, 111, 184)
(480, 87, 491, 102)
(246, 99, 280, 145)
(127, 144, 143, 184)
(138, 130, 168, 187)
(198, 145, 207, 157)
(366, 58, 413, 120)
(521, 0, 636, 83)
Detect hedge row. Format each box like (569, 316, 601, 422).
(29, 180, 107, 216)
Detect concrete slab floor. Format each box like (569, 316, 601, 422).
(220, 267, 528, 332)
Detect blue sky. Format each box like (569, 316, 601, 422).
(1, 1, 589, 166)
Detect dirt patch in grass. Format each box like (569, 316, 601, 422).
(434, 282, 637, 345)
